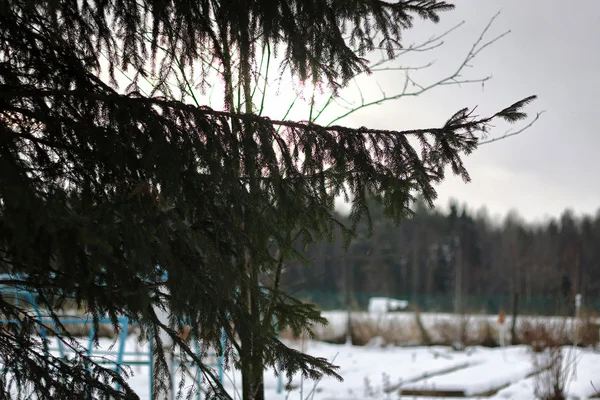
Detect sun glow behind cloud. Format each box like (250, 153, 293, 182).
(95, 12, 569, 223)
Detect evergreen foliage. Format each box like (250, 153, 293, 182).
(0, 0, 536, 398)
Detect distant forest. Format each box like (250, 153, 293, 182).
(280, 197, 600, 315)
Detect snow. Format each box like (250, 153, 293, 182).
(491, 347, 600, 400)
(277, 343, 600, 400)
(540, 346, 600, 400)
(399, 346, 534, 396)
(6, 331, 600, 399)
(212, 342, 600, 400)
(281, 342, 479, 399)
(83, 340, 600, 400)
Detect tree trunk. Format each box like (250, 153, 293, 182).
(240, 33, 267, 400)
(344, 257, 353, 345)
(411, 231, 419, 304)
(240, 275, 266, 400)
(426, 242, 435, 301)
(239, 246, 266, 400)
(454, 238, 462, 316)
(510, 292, 520, 345)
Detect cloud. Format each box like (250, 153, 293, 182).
(340, 0, 600, 222)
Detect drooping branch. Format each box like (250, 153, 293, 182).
(0, 86, 535, 141)
(1, 79, 537, 243)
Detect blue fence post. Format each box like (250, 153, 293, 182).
(149, 332, 154, 399)
(87, 322, 95, 358)
(218, 328, 226, 385)
(191, 337, 202, 400)
(114, 317, 129, 392)
(273, 315, 282, 394)
(0, 271, 233, 400)
(25, 292, 50, 354)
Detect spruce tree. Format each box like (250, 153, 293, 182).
(0, 0, 537, 399)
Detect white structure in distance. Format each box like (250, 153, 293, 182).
(367, 297, 409, 314)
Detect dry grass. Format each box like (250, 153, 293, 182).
(578, 310, 600, 347)
(478, 320, 500, 348)
(524, 318, 575, 400)
(431, 320, 458, 345)
(287, 313, 506, 347)
(278, 322, 343, 345)
(276, 311, 600, 350)
(414, 308, 432, 345)
(350, 314, 419, 346)
(519, 319, 567, 352)
(532, 346, 567, 400)
(427, 315, 488, 348)
(281, 313, 421, 346)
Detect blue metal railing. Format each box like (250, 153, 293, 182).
(0, 273, 283, 398)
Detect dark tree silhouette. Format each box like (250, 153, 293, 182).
(0, 0, 538, 398)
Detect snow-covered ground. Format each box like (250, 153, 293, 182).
(265, 342, 600, 400)
(5, 312, 600, 400)
(25, 336, 600, 399)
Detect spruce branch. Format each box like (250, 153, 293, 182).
(0, 86, 537, 142)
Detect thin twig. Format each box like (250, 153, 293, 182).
(479, 111, 545, 146)
(325, 11, 507, 126)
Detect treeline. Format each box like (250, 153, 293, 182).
(280, 197, 600, 314)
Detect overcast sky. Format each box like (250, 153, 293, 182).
(329, 0, 600, 224)
(120, 1, 599, 224)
